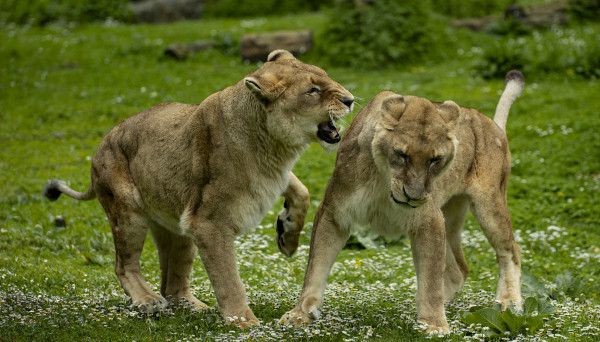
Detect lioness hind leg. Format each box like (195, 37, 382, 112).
(441, 196, 470, 302)
(276, 172, 310, 257)
(100, 199, 167, 313)
(471, 193, 522, 309)
(150, 226, 212, 311)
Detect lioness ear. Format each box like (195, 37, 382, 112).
(383, 93, 406, 118)
(382, 94, 405, 116)
(267, 49, 296, 62)
(378, 94, 405, 130)
(244, 74, 285, 103)
(438, 100, 461, 130)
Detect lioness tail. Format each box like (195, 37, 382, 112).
(43, 179, 96, 201)
(493, 70, 524, 132)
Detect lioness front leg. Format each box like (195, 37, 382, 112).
(276, 172, 310, 257)
(280, 207, 349, 324)
(192, 221, 259, 328)
(410, 208, 449, 334)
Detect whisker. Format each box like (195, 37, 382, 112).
(329, 111, 349, 131)
(352, 96, 365, 110)
(329, 111, 344, 123)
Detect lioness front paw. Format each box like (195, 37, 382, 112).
(279, 307, 319, 326)
(223, 308, 260, 329)
(276, 207, 300, 257)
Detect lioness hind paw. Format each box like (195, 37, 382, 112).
(172, 296, 214, 312)
(132, 297, 168, 313)
(426, 326, 450, 335)
(190, 301, 214, 312)
(417, 320, 450, 335)
(497, 297, 523, 311)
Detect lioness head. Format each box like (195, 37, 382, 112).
(244, 50, 354, 150)
(371, 93, 460, 208)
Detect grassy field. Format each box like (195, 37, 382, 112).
(1, 12, 600, 341)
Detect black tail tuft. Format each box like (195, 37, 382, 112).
(43, 180, 62, 201)
(506, 70, 524, 85)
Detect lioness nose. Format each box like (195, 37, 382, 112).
(340, 96, 354, 108)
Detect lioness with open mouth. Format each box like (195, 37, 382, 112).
(43, 50, 354, 327)
(281, 71, 524, 333)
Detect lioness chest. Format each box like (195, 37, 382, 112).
(222, 171, 292, 233)
(336, 180, 421, 238)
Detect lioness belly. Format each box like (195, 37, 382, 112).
(145, 194, 277, 237)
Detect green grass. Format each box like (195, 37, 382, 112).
(2, 12, 600, 341)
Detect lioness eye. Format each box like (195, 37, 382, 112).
(308, 87, 320, 94)
(396, 151, 408, 161)
(430, 156, 442, 165)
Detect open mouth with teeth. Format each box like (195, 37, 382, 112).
(317, 121, 341, 144)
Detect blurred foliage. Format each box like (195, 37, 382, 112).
(0, 0, 131, 25)
(3, 0, 599, 28)
(486, 17, 534, 36)
(473, 25, 600, 79)
(568, 0, 600, 22)
(209, 32, 239, 56)
(473, 39, 532, 79)
(431, 0, 513, 18)
(522, 271, 599, 301)
(203, 0, 333, 18)
(318, 0, 447, 68)
(0, 0, 332, 26)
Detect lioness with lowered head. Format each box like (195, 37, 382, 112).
(281, 71, 524, 333)
(43, 50, 354, 327)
